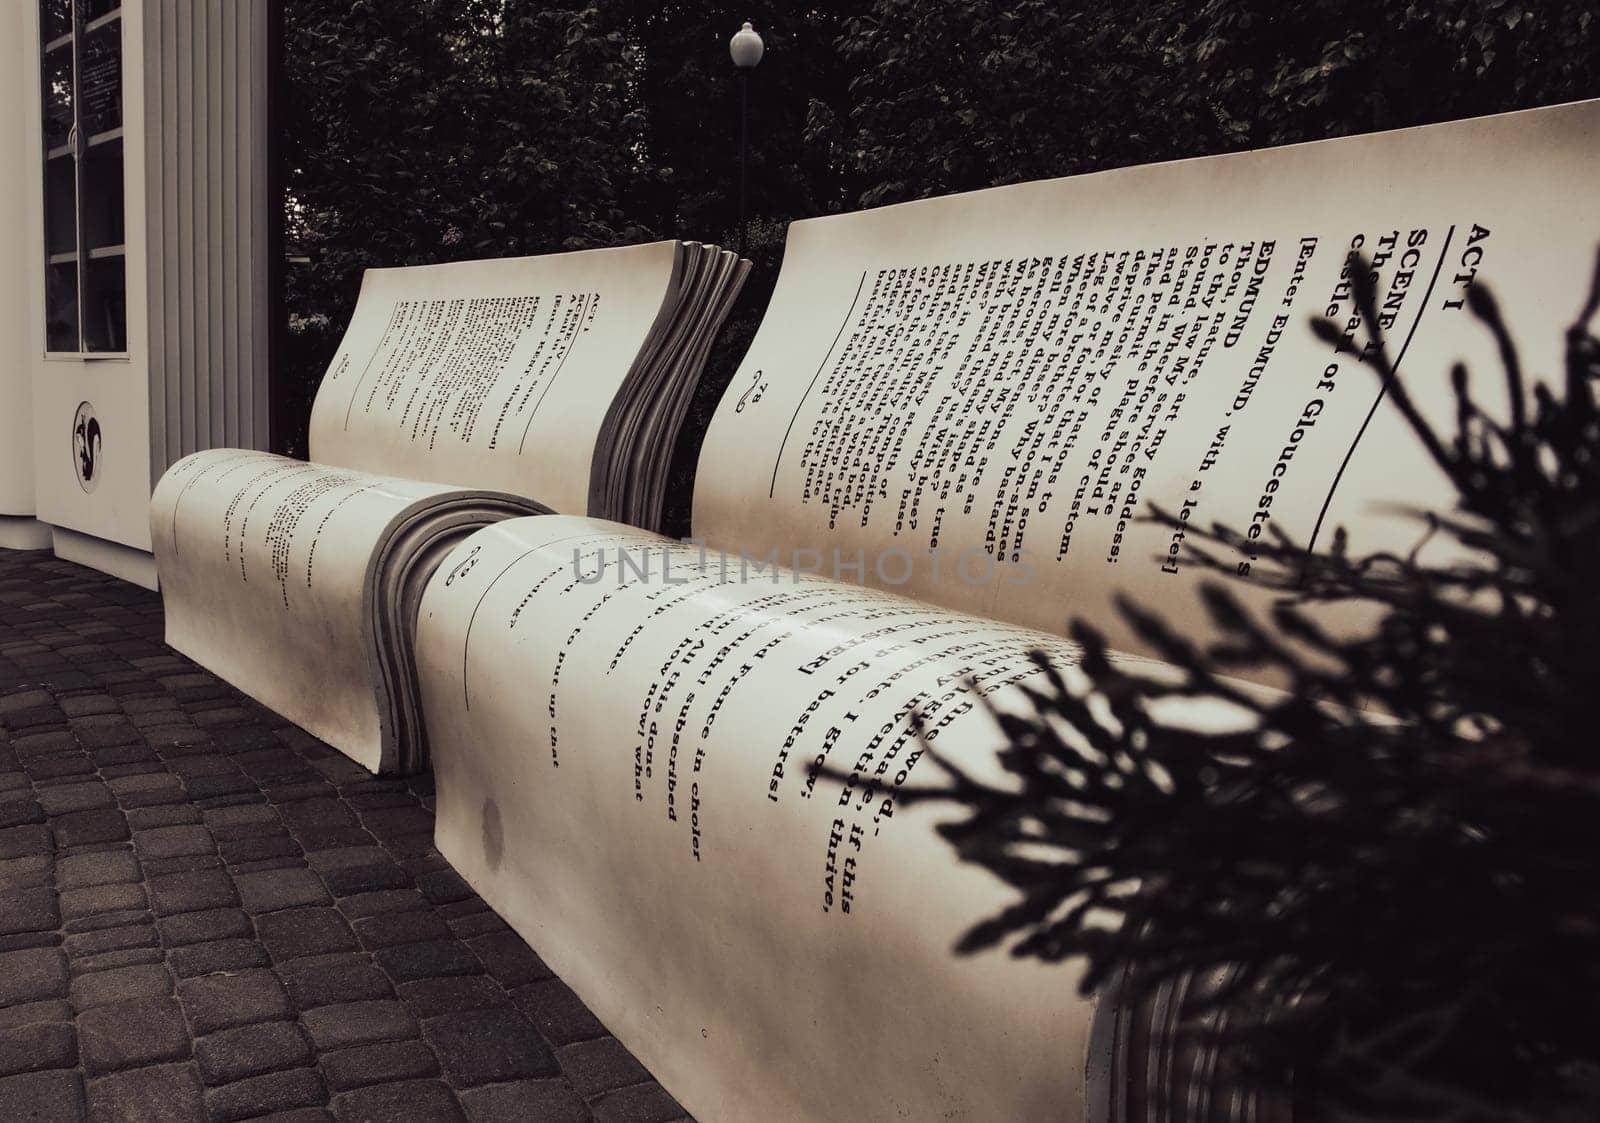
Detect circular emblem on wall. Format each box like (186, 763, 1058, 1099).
(72, 401, 102, 494)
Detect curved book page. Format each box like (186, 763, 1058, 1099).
(694, 100, 1600, 665)
(152, 450, 546, 773)
(306, 241, 685, 523)
(416, 515, 1255, 1121)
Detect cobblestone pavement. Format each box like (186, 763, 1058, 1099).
(0, 548, 689, 1123)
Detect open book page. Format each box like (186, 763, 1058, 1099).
(307, 240, 683, 516)
(151, 449, 542, 771)
(693, 100, 1600, 661)
(414, 514, 1252, 1120)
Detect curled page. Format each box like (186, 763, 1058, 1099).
(152, 449, 546, 773)
(416, 515, 1256, 1120)
(694, 100, 1600, 661)
(307, 241, 685, 518)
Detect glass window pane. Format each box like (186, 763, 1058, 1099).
(46, 262, 79, 353)
(44, 155, 77, 257)
(40, 43, 73, 151)
(77, 20, 121, 139)
(83, 257, 126, 353)
(81, 135, 123, 251)
(78, 0, 119, 24)
(40, 0, 72, 43)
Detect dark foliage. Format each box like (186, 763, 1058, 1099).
(281, 1, 1599, 478)
(903, 253, 1600, 1121)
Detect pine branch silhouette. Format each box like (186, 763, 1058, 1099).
(904, 249, 1600, 1121)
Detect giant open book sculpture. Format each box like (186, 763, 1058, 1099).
(408, 101, 1600, 1120)
(151, 241, 749, 773)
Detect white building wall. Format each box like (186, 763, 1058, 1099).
(0, 1, 51, 550)
(11, 0, 272, 586)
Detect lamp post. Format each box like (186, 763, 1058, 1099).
(729, 21, 764, 256)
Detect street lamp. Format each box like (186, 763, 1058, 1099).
(729, 21, 764, 256)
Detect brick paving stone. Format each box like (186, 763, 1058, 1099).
(0, 799, 45, 829)
(169, 937, 271, 978)
(36, 781, 113, 815)
(332, 1079, 465, 1123)
(128, 805, 201, 829)
(468, 930, 552, 987)
(342, 792, 414, 812)
(0, 824, 53, 859)
(360, 806, 434, 838)
(300, 1002, 418, 1052)
(157, 906, 251, 946)
(133, 824, 214, 859)
(515, 979, 610, 1046)
(236, 867, 332, 914)
(109, 771, 182, 798)
(185, 775, 257, 801)
(143, 854, 223, 877)
(70, 963, 172, 1009)
(591, 1083, 687, 1123)
(87, 1062, 206, 1123)
(397, 978, 508, 1019)
(0, 886, 59, 934)
(458, 1079, 591, 1123)
(196, 1022, 314, 1086)
(60, 694, 117, 717)
(148, 869, 237, 915)
(278, 799, 355, 831)
(204, 803, 278, 829)
(0, 1022, 77, 1076)
(72, 946, 162, 974)
(51, 807, 129, 847)
(59, 882, 145, 920)
(422, 1007, 558, 1087)
(1, 551, 681, 1123)
(0, 853, 54, 891)
(12, 731, 76, 759)
(0, 689, 52, 713)
(353, 910, 450, 950)
(25, 756, 94, 781)
(64, 908, 149, 937)
(322, 1040, 439, 1091)
(68, 714, 139, 748)
(0, 947, 69, 1005)
(294, 826, 377, 852)
(64, 922, 156, 958)
(374, 940, 481, 983)
(79, 996, 190, 1074)
(55, 849, 139, 888)
(280, 954, 394, 1009)
(321, 862, 411, 898)
(258, 1104, 337, 1121)
(0, 1001, 73, 1033)
(557, 1039, 652, 1098)
(257, 907, 358, 962)
(417, 870, 473, 905)
(0, 1070, 86, 1123)
(264, 781, 336, 803)
(337, 888, 425, 919)
(206, 1067, 327, 1123)
(234, 856, 309, 876)
(94, 741, 160, 767)
(304, 846, 389, 872)
(220, 833, 301, 865)
(179, 970, 293, 1034)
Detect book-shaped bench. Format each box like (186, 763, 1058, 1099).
(412, 101, 1600, 1119)
(150, 241, 748, 774)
